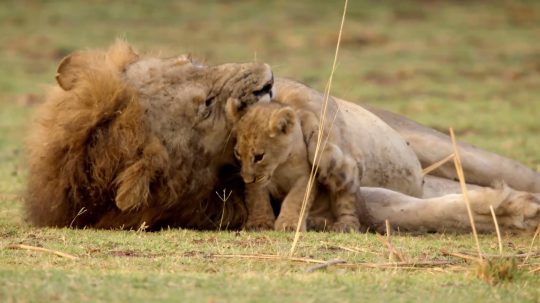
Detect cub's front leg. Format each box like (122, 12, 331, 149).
(275, 176, 318, 231)
(244, 184, 275, 231)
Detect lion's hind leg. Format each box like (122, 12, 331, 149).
(362, 185, 540, 233)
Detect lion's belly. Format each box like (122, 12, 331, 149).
(337, 100, 424, 197)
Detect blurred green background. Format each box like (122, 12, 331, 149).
(1, 0, 539, 166)
(1, 1, 540, 302)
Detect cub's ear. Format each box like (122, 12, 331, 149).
(269, 107, 296, 137)
(55, 52, 87, 91)
(225, 97, 247, 123)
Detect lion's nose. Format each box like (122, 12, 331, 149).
(253, 74, 274, 99)
(251, 63, 274, 103)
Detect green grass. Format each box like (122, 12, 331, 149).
(1, 0, 540, 302)
(2, 228, 540, 302)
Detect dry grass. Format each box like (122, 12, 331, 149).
(422, 153, 455, 176)
(7, 244, 79, 260)
(448, 128, 534, 285)
(290, 0, 349, 257)
(449, 128, 483, 260)
(489, 205, 503, 255)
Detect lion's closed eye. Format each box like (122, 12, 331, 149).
(205, 96, 215, 108)
(196, 95, 215, 120)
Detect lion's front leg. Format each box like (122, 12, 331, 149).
(329, 191, 361, 232)
(315, 143, 365, 232)
(305, 189, 336, 231)
(275, 177, 317, 231)
(243, 184, 275, 231)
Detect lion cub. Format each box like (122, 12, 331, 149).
(226, 100, 362, 232)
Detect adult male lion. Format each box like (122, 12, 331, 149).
(25, 41, 540, 232)
(26, 41, 273, 230)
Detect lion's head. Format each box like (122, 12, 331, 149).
(123, 53, 274, 158)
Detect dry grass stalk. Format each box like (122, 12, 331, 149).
(289, 0, 349, 257)
(449, 128, 483, 261)
(211, 253, 455, 270)
(422, 153, 455, 176)
(385, 219, 391, 237)
(320, 242, 371, 254)
(348, 260, 455, 269)
(522, 224, 540, 265)
(7, 244, 79, 260)
(376, 233, 407, 263)
(136, 221, 148, 233)
(489, 205, 503, 255)
(305, 259, 346, 273)
(443, 250, 540, 260)
(212, 253, 326, 264)
(441, 250, 482, 263)
(216, 189, 232, 231)
(69, 207, 87, 228)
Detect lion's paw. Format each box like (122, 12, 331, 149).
(473, 186, 540, 232)
(502, 191, 540, 230)
(332, 219, 360, 233)
(274, 217, 304, 232)
(244, 219, 275, 231)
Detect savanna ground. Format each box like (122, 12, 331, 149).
(1, 0, 540, 302)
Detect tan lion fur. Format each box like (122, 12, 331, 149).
(25, 42, 540, 233)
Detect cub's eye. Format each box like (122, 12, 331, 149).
(233, 148, 240, 160)
(253, 153, 265, 163)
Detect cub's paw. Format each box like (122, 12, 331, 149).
(274, 217, 304, 232)
(244, 219, 274, 231)
(332, 219, 360, 233)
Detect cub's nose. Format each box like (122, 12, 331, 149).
(242, 175, 256, 184)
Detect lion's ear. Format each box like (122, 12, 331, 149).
(269, 107, 296, 137)
(56, 41, 138, 91)
(225, 98, 246, 122)
(55, 53, 88, 91)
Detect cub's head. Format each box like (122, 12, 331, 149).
(226, 101, 300, 184)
